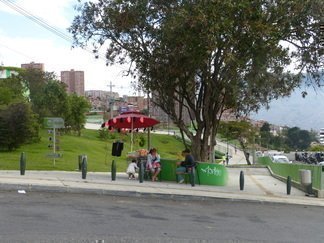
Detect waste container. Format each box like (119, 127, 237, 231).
(299, 169, 311, 185)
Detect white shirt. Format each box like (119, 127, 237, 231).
(147, 153, 160, 169)
(126, 162, 138, 174)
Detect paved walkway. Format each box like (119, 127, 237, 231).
(6, 125, 320, 206)
(1, 168, 323, 207)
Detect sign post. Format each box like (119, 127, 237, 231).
(44, 117, 64, 166)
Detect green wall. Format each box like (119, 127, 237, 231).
(258, 157, 323, 190)
(160, 159, 228, 186)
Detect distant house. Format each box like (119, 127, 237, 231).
(0, 66, 30, 98)
(0, 66, 19, 79)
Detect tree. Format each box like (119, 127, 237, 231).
(286, 127, 312, 150)
(20, 69, 68, 122)
(219, 121, 256, 165)
(260, 122, 271, 148)
(0, 75, 39, 151)
(70, 0, 323, 161)
(65, 94, 91, 136)
(0, 75, 26, 106)
(41, 80, 69, 118)
(0, 103, 39, 151)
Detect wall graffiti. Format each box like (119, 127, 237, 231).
(200, 166, 222, 176)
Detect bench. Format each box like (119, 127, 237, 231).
(176, 163, 200, 186)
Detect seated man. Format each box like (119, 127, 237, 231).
(146, 148, 161, 181)
(176, 148, 195, 183)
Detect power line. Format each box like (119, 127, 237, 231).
(0, 0, 107, 61)
(0, 42, 33, 59)
(0, 0, 73, 43)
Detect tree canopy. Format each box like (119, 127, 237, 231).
(70, 0, 323, 161)
(65, 93, 91, 136)
(0, 75, 39, 151)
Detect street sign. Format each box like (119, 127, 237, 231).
(46, 153, 62, 158)
(44, 117, 65, 128)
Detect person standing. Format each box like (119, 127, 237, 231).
(176, 149, 195, 184)
(226, 152, 229, 166)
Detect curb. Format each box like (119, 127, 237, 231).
(1, 182, 323, 207)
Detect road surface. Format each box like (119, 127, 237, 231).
(1, 191, 323, 242)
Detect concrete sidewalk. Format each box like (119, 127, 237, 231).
(1, 168, 324, 207)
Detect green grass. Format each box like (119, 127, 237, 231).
(0, 129, 184, 172)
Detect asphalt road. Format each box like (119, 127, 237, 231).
(0, 191, 323, 242)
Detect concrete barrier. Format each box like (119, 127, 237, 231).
(160, 159, 228, 186)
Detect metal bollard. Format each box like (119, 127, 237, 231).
(287, 176, 291, 195)
(139, 161, 144, 183)
(190, 167, 195, 187)
(111, 160, 116, 181)
(78, 155, 83, 171)
(239, 171, 244, 191)
(20, 152, 26, 175)
(81, 155, 87, 179)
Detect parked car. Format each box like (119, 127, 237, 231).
(271, 155, 292, 163)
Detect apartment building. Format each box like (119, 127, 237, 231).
(21, 62, 44, 71)
(61, 69, 85, 96)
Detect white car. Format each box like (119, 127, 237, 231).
(271, 155, 292, 163)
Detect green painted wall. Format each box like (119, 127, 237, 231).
(258, 157, 323, 190)
(160, 159, 228, 186)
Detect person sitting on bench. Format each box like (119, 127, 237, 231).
(146, 148, 161, 181)
(176, 148, 195, 184)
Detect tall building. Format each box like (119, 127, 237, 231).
(61, 69, 85, 96)
(319, 128, 324, 144)
(21, 62, 44, 71)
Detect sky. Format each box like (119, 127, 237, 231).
(0, 0, 135, 96)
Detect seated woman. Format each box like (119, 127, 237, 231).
(146, 148, 161, 181)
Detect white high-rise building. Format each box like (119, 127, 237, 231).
(319, 128, 324, 144)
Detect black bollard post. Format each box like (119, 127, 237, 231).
(20, 152, 26, 175)
(190, 167, 195, 187)
(139, 161, 144, 183)
(78, 155, 83, 171)
(81, 155, 87, 179)
(239, 171, 244, 191)
(111, 160, 116, 181)
(287, 176, 291, 195)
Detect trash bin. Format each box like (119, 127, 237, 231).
(299, 169, 311, 185)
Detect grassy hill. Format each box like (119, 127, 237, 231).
(0, 129, 184, 172)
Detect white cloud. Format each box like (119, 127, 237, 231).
(0, 0, 76, 29)
(0, 1, 135, 96)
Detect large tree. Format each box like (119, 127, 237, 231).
(65, 93, 91, 136)
(20, 69, 68, 121)
(0, 75, 39, 150)
(70, 0, 323, 161)
(219, 120, 257, 165)
(286, 126, 312, 150)
(0, 74, 26, 106)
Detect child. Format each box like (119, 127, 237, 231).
(126, 159, 138, 180)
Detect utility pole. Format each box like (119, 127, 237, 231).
(147, 90, 151, 150)
(107, 81, 115, 119)
(320, 18, 324, 46)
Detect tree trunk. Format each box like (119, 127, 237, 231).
(239, 139, 251, 165)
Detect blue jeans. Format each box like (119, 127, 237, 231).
(176, 166, 186, 182)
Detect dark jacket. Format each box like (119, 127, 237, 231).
(181, 154, 195, 167)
